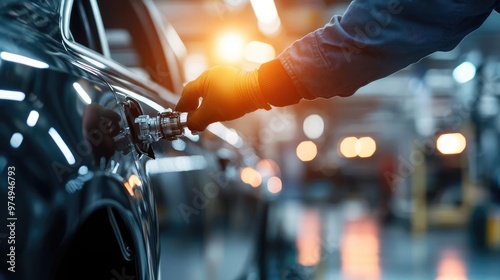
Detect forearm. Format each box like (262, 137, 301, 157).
(260, 0, 497, 105)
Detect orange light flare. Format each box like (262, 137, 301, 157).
(435, 249, 467, 280)
(341, 218, 381, 280)
(296, 209, 322, 266)
(240, 167, 262, 188)
(214, 31, 245, 64)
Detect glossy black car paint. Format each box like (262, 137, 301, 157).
(0, 1, 161, 279)
(0, 0, 267, 279)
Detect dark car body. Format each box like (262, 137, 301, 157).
(0, 0, 267, 279)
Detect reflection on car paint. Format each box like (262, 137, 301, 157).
(0, 89, 26, 101)
(0, 51, 49, 68)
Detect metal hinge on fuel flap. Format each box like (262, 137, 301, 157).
(121, 97, 188, 158)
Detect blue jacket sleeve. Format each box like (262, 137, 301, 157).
(278, 0, 499, 99)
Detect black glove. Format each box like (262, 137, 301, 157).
(175, 66, 271, 131)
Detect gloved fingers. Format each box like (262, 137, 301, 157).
(175, 78, 205, 112)
(186, 101, 215, 132)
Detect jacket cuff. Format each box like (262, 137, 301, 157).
(258, 59, 303, 107)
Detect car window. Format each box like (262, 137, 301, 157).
(68, 0, 109, 57)
(98, 0, 180, 93)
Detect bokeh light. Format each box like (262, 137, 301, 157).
(256, 159, 280, 177)
(303, 114, 325, 140)
(356, 137, 377, 158)
(296, 141, 318, 162)
(340, 137, 376, 158)
(340, 137, 358, 158)
(436, 133, 466, 155)
(267, 176, 282, 194)
(453, 61, 476, 84)
(240, 167, 262, 187)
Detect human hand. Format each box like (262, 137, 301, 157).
(175, 66, 271, 131)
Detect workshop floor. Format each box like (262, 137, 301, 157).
(160, 200, 500, 280)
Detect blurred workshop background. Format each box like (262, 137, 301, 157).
(153, 0, 500, 279)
